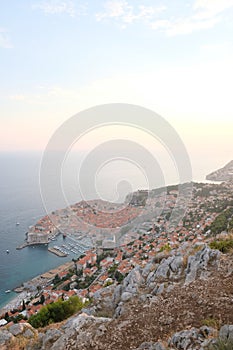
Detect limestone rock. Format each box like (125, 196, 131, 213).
(9, 323, 26, 336)
(219, 324, 233, 342)
(142, 262, 156, 278)
(169, 328, 207, 349)
(185, 246, 220, 285)
(134, 341, 166, 350)
(121, 291, 133, 302)
(42, 329, 63, 349)
(23, 328, 35, 339)
(122, 266, 145, 294)
(0, 329, 14, 349)
(113, 284, 123, 305)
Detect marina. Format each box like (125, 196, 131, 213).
(47, 233, 93, 257)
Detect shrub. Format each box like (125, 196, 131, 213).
(208, 339, 233, 350)
(104, 281, 113, 287)
(159, 243, 171, 252)
(202, 317, 221, 329)
(209, 238, 233, 253)
(29, 296, 87, 328)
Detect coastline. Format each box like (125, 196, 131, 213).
(1, 179, 226, 316)
(0, 260, 74, 315)
(0, 291, 29, 315)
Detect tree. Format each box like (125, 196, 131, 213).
(115, 270, 124, 283)
(40, 294, 45, 305)
(22, 299, 26, 310)
(29, 296, 86, 328)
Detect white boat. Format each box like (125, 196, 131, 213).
(16, 222, 20, 226)
(5, 290, 11, 293)
(6, 250, 9, 254)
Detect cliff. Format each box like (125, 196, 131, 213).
(206, 160, 233, 182)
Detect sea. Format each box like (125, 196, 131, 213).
(0, 152, 75, 309)
(0, 151, 223, 309)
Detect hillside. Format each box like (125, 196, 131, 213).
(206, 161, 233, 182)
(1, 181, 233, 349)
(1, 238, 233, 350)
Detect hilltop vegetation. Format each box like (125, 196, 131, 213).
(205, 207, 233, 235)
(28, 296, 87, 328)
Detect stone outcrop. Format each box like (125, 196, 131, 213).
(185, 245, 220, 284)
(219, 324, 233, 343)
(0, 323, 37, 350)
(1, 243, 232, 350)
(168, 326, 215, 350)
(134, 342, 166, 350)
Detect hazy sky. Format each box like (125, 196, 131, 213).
(0, 0, 233, 176)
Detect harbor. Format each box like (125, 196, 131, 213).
(48, 235, 93, 257)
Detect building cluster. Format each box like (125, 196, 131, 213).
(1, 181, 233, 326)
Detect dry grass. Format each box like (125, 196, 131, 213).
(202, 317, 222, 330)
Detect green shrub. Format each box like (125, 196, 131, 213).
(29, 296, 87, 328)
(202, 317, 220, 329)
(209, 238, 233, 253)
(159, 243, 171, 252)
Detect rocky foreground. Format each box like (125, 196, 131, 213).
(1, 242, 233, 350)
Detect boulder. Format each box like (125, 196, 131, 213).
(134, 341, 165, 350)
(122, 266, 144, 294)
(0, 329, 14, 348)
(142, 262, 156, 278)
(42, 329, 63, 349)
(154, 257, 172, 279)
(62, 312, 110, 332)
(152, 283, 164, 296)
(185, 246, 220, 284)
(23, 328, 35, 339)
(50, 313, 111, 350)
(113, 284, 123, 305)
(219, 324, 233, 342)
(9, 323, 26, 336)
(169, 328, 205, 349)
(170, 254, 183, 274)
(121, 291, 133, 302)
(114, 302, 125, 318)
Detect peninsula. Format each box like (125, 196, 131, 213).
(206, 160, 233, 182)
(1, 180, 233, 350)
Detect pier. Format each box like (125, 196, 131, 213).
(48, 247, 68, 257)
(16, 243, 28, 250)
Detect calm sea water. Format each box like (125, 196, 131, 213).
(0, 152, 78, 309)
(0, 151, 223, 309)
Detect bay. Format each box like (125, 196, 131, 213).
(0, 150, 222, 310)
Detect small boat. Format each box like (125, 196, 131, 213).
(5, 290, 11, 293)
(6, 250, 9, 254)
(16, 222, 20, 226)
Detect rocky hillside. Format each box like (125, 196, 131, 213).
(1, 239, 233, 350)
(206, 160, 233, 182)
